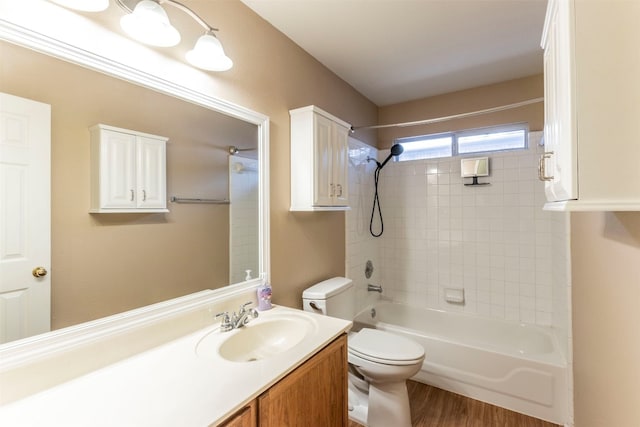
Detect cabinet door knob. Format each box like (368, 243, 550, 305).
(142, 190, 147, 201)
(130, 189, 135, 201)
(32, 267, 48, 278)
(336, 184, 343, 197)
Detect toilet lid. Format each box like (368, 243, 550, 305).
(348, 328, 424, 363)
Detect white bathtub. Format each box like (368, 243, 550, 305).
(353, 302, 568, 425)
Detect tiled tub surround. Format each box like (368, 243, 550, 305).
(346, 138, 382, 310)
(347, 133, 570, 330)
(346, 133, 572, 423)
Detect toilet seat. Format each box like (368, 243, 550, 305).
(348, 328, 424, 366)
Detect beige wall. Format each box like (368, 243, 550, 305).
(571, 212, 640, 427)
(376, 74, 544, 149)
(204, 1, 381, 310)
(208, 1, 378, 308)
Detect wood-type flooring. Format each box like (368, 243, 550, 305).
(347, 381, 561, 427)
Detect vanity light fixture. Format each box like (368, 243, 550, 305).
(116, 0, 233, 71)
(47, 0, 233, 71)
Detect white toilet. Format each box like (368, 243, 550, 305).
(303, 277, 424, 427)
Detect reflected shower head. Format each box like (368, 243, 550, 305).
(378, 143, 404, 169)
(228, 145, 254, 155)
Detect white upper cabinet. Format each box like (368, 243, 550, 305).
(90, 124, 168, 213)
(290, 106, 350, 211)
(540, 0, 577, 203)
(540, 0, 640, 211)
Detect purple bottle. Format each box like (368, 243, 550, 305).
(257, 282, 272, 311)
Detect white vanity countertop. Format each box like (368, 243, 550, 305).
(0, 306, 351, 426)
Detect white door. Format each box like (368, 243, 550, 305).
(0, 92, 51, 344)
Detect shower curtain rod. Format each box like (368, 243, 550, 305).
(350, 97, 544, 132)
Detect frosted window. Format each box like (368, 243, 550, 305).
(458, 128, 527, 154)
(397, 134, 453, 161)
(396, 123, 528, 162)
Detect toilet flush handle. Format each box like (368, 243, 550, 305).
(309, 301, 321, 311)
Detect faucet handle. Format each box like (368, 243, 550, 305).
(215, 311, 231, 323)
(215, 311, 233, 331)
(239, 301, 253, 313)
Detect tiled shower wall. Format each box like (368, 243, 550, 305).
(346, 133, 570, 333)
(346, 138, 382, 309)
(229, 157, 259, 284)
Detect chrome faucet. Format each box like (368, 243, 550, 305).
(233, 302, 259, 328)
(367, 283, 383, 293)
(216, 301, 259, 332)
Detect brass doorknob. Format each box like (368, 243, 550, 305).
(32, 267, 48, 278)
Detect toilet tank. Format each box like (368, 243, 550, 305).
(302, 277, 355, 320)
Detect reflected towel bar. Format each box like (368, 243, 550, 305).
(170, 196, 230, 204)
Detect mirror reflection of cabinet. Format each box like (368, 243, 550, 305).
(290, 106, 350, 211)
(89, 124, 168, 213)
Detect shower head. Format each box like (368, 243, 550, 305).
(378, 143, 404, 170)
(390, 143, 404, 156)
(228, 145, 255, 155)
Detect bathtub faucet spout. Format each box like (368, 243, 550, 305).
(367, 283, 383, 293)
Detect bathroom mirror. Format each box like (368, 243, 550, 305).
(461, 157, 489, 177)
(0, 14, 269, 343)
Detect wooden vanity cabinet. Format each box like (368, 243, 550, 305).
(219, 401, 257, 427)
(259, 334, 347, 427)
(218, 334, 348, 427)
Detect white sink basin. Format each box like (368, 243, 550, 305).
(196, 313, 317, 363)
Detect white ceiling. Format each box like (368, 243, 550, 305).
(240, 0, 548, 106)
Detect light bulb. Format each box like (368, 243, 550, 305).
(120, 0, 180, 47)
(186, 33, 233, 71)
